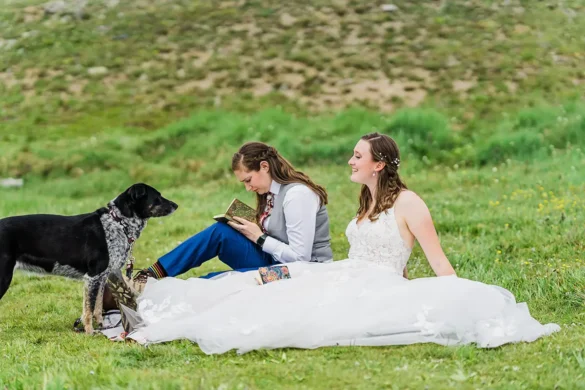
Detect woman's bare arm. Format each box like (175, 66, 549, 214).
(398, 192, 456, 277)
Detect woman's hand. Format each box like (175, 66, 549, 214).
(228, 217, 264, 243)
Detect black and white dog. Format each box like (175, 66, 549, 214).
(0, 183, 178, 333)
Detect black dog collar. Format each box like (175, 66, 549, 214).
(108, 207, 136, 244)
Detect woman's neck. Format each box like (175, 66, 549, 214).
(367, 183, 377, 201)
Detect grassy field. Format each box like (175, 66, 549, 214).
(0, 120, 584, 388)
(1, 0, 585, 388)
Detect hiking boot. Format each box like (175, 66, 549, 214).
(107, 268, 138, 311)
(107, 268, 140, 332)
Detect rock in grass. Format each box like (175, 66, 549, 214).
(87, 66, 108, 76)
(279, 13, 297, 27)
(44, 1, 67, 14)
(381, 4, 399, 12)
(44, 0, 87, 19)
(0, 178, 24, 188)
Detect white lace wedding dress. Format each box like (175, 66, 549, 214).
(128, 209, 560, 354)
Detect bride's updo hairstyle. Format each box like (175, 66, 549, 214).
(232, 142, 328, 221)
(357, 132, 407, 222)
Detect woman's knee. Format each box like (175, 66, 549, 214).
(207, 222, 236, 240)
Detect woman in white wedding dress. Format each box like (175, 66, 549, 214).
(127, 133, 559, 354)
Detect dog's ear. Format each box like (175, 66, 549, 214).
(128, 184, 147, 202)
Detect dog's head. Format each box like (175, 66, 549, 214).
(113, 183, 178, 219)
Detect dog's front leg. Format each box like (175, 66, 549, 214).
(81, 279, 93, 334)
(82, 271, 108, 334)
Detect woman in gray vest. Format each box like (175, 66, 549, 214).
(98, 141, 333, 332)
(133, 141, 333, 281)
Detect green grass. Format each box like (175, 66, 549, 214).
(2, 102, 585, 184)
(1, 0, 585, 387)
(0, 142, 584, 388)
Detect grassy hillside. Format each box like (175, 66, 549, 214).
(2, 103, 584, 186)
(1, 0, 585, 135)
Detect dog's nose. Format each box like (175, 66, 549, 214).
(170, 201, 178, 210)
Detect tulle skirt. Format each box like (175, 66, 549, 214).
(128, 261, 560, 354)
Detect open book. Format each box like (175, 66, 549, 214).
(213, 198, 257, 225)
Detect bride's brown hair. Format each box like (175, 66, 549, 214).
(232, 142, 328, 221)
(357, 132, 407, 222)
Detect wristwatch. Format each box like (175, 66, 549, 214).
(256, 233, 268, 247)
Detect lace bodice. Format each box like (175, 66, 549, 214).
(345, 208, 412, 274)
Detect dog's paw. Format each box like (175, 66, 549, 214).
(72, 317, 85, 333)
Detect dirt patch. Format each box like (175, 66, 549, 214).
(175, 71, 228, 94)
(229, 23, 262, 37)
(140, 61, 164, 70)
(47, 69, 65, 78)
(251, 78, 273, 97)
(514, 24, 531, 34)
(453, 79, 477, 93)
(263, 59, 319, 78)
(217, 39, 243, 56)
(22, 89, 37, 105)
(23, 6, 43, 23)
(103, 74, 128, 90)
(505, 81, 518, 93)
(318, 25, 341, 39)
(0, 72, 19, 89)
(280, 13, 297, 27)
(182, 51, 213, 68)
(344, 28, 366, 46)
(21, 68, 41, 89)
(68, 79, 89, 96)
(293, 71, 427, 113)
(157, 51, 179, 61)
(279, 73, 305, 89)
(408, 68, 434, 85)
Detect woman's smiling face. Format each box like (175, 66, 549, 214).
(348, 139, 379, 185)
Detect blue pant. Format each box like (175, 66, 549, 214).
(158, 222, 275, 278)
